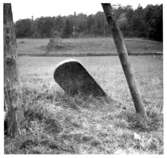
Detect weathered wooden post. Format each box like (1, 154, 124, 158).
(102, 3, 147, 121)
(4, 3, 20, 137)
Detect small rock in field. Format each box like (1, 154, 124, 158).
(134, 132, 141, 140)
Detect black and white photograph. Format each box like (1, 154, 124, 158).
(3, 0, 165, 155)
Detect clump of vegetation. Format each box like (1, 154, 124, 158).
(45, 38, 73, 53)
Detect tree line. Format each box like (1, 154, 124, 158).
(15, 4, 163, 41)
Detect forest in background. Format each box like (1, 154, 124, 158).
(15, 4, 163, 41)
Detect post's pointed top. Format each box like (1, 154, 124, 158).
(4, 3, 13, 24)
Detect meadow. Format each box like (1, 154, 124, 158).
(5, 38, 163, 154)
(17, 37, 163, 56)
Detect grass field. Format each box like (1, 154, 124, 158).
(5, 38, 163, 154)
(17, 37, 163, 56)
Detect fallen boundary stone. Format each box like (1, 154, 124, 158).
(54, 59, 106, 97)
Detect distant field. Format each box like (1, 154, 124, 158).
(16, 37, 163, 56)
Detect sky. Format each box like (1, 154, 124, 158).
(3, 0, 164, 22)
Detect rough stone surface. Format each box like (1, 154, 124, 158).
(54, 59, 106, 97)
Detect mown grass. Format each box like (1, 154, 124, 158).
(5, 54, 163, 154)
(16, 37, 163, 56)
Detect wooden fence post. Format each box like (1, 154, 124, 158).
(101, 3, 147, 121)
(4, 3, 20, 137)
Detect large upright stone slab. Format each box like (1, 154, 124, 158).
(54, 59, 106, 97)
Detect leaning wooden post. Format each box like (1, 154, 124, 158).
(4, 3, 20, 137)
(102, 3, 147, 121)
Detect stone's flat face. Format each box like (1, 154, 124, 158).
(54, 59, 106, 97)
